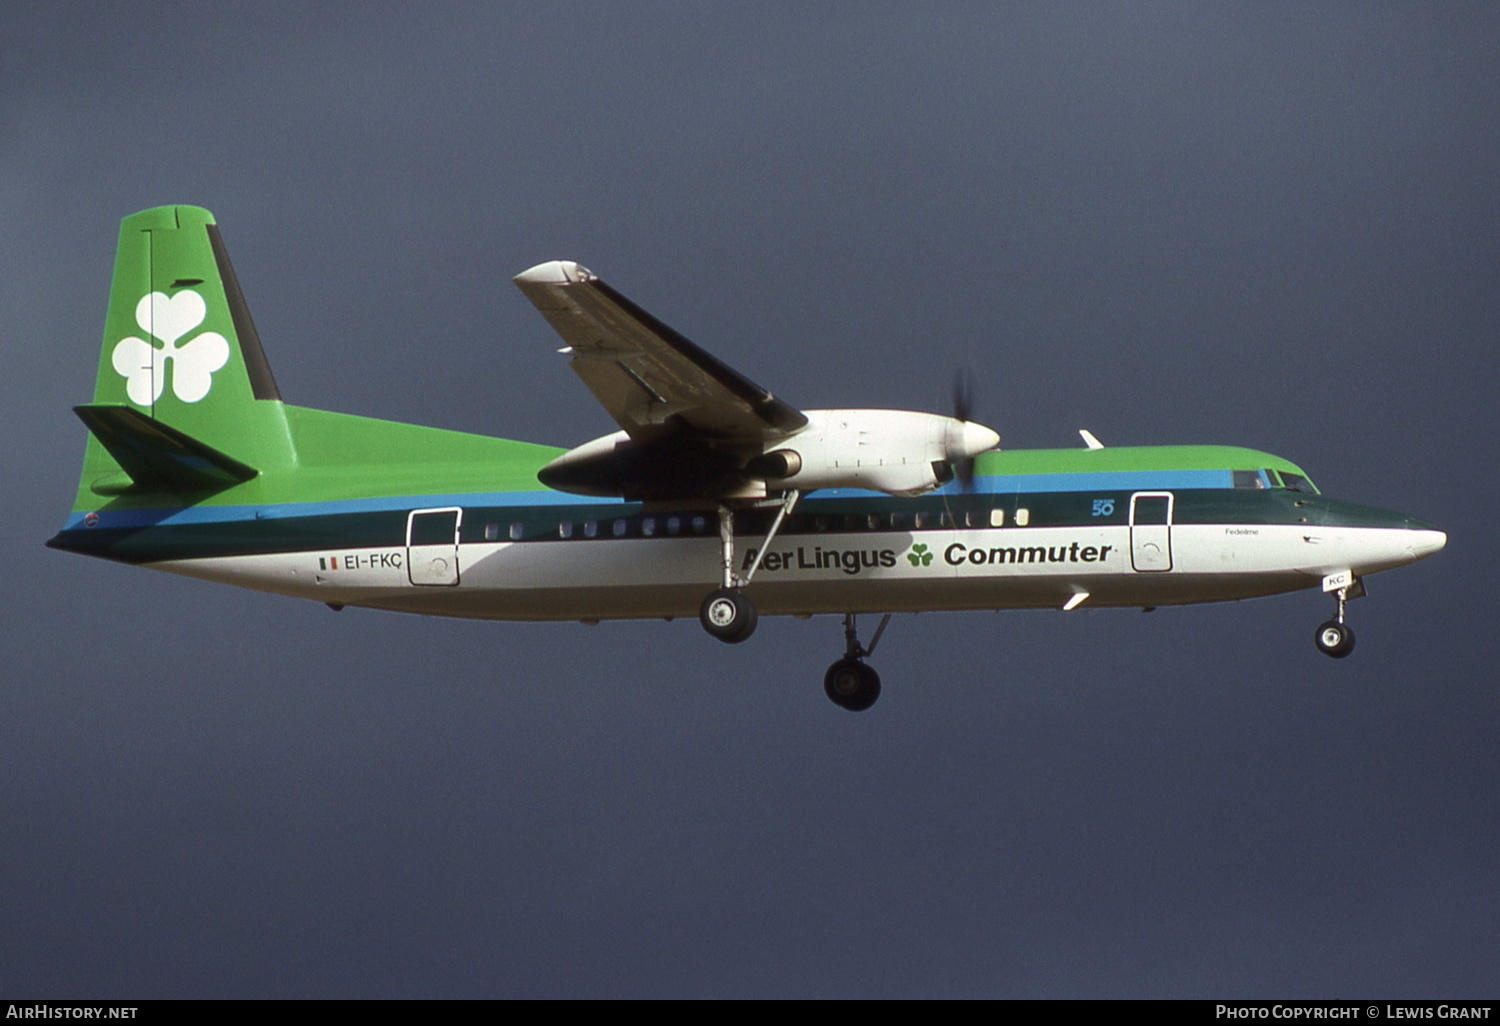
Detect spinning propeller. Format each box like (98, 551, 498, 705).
(947, 366, 991, 492)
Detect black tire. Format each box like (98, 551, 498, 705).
(699, 589, 758, 643)
(823, 658, 882, 711)
(1314, 620, 1356, 659)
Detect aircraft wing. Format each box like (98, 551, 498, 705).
(513, 261, 807, 445)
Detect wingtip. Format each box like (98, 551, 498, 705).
(513, 260, 596, 286)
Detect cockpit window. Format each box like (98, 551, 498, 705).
(1233, 470, 1266, 490)
(1279, 471, 1317, 494)
(1264, 468, 1282, 487)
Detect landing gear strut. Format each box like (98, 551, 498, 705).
(1314, 580, 1359, 659)
(824, 612, 890, 711)
(696, 491, 799, 644)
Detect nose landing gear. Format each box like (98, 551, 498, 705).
(1315, 619, 1355, 658)
(1314, 575, 1362, 658)
(824, 612, 891, 711)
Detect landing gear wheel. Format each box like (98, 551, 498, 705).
(699, 589, 758, 644)
(1315, 620, 1356, 659)
(824, 658, 881, 711)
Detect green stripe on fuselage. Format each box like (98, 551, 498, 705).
(974, 444, 1312, 478)
(71, 437, 1309, 516)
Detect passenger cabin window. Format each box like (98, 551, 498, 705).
(558, 521, 574, 539)
(914, 511, 929, 529)
(509, 522, 524, 541)
(584, 520, 598, 539)
(691, 516, 707, 534)
(484, 523, 500, 541)
(642, 517, 656, 537)
(990, 509, 1005, 528)
(612, 519, 628, 537)
(1015, 508, 1030, 526)
(940, 511, 954, 528)
(666, 517, 681, 536)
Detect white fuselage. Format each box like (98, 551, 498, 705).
(154, 519, 1445, 623)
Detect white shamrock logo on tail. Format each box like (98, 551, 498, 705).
(111, 291, 230, 404)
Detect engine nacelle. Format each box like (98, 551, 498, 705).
(753, 409, 999, 496)
(536, 429, 753, 500)
(537, 409, 999, 500)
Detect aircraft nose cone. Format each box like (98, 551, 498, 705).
(1407, 528, 1447, 560)
(954, 421, 1000, 458)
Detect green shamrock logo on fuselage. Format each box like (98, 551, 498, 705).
(907, 543, 933, 567)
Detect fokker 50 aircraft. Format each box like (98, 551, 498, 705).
(50, 206, 1447, 710)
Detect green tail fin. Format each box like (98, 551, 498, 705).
(75, 205, 296, 502)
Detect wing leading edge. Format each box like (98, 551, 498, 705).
(513, 261, 807, 447)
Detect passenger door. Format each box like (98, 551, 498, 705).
(407, 507, 462, 586)
(1129, 492, 1173, 572)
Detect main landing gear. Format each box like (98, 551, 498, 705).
(1314, 577, 1362, 659)
(824, 612, 891, 712)
(696, 491, 798, 646)
(699, 589, 757, 644)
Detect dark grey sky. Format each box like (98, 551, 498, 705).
(2, 2, 1496, 998)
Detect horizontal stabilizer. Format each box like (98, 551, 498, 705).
(74, 404, 258, 492)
